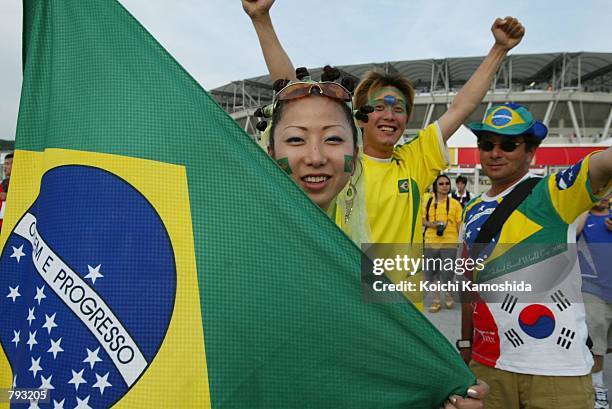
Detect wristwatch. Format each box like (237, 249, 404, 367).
(455, 339, 472, 350)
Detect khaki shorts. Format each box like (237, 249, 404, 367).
(469, 360, 593, 409)
(583, 292, 612, 355)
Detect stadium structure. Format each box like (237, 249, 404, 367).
(211, 52, 612, 193)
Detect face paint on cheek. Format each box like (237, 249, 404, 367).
(344, 155, 354, 173)
(276, 157, 292, 175)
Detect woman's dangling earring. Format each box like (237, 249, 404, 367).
(344, 181, 356, 224)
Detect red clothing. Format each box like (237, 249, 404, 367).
(0, 178, 8, 231)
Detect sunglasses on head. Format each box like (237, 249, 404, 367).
(276, 82, 352, 103)
(477, 139, 524, 152)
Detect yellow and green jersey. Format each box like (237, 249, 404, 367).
(461, 153, 611, 375)
(463, 154, 608, 250)
(355, 122, 448, 244)
(336, 122, 448, 310)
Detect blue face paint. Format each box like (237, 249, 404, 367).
(367, 88, 408, 115)
(383, 95, 397, 106)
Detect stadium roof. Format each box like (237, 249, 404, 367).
(210, 52, 612, 105)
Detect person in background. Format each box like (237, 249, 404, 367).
(452, 175, 472, 208)
(0, 152, 13, 232)
(423, 174, 463, 312)
(577, 196, 612, 409)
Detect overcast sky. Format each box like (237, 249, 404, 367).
(1, 0, 611, 140)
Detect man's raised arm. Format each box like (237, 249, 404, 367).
(438, 17, 525, 142)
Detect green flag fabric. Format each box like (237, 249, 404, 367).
(0, 0, 474, 407)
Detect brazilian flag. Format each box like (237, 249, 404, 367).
(0, 1, 474, 408)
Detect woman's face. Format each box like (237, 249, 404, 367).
(436, 177, 451, 195)
(270, 96, 356, 211)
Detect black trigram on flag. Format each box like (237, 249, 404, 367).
(501, 293, 518, 314)
(504, 328, 524, 348)
(557, 327, 575, 350)
(551, 290, 571, 312)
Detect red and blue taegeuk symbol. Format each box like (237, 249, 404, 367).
(518, 304, 556, 339)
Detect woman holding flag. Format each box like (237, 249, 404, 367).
(241, 4, 489, 407)
(253, 66, 489, 409)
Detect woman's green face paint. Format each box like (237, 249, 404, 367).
(276, 157, 292, 175)
(367, 87, 408, 115)
(344, 155, 354, 173)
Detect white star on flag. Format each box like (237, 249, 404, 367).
(93, 372, 112, 395)
(7, 285, 20, 302)
(27, 330, 38, 351)
(10, 245, 26, 263)
(47, 338, 64, 359)
(13, 375, 17, 388)
(11, 330, 20, 347)
(27, 307, 36, 326)
(28, 400, 40, 409)
(83, 347, 102, 370)
(39, 374, 54, 390)
(29, 356, 42, 378)
(52, 399, 65, 409)
(85, 264, 104, 285)
(466, 230, 472, 239)
(34, 286, 46, 305)
(42, 313, 58, 334)
(478, 205, 486, 211)
(74, 396, 92, 409)
(68, 368, 87, 391)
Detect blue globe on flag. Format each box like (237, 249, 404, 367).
(0, 165, 176, 408)
(490, 108, 514, 127)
